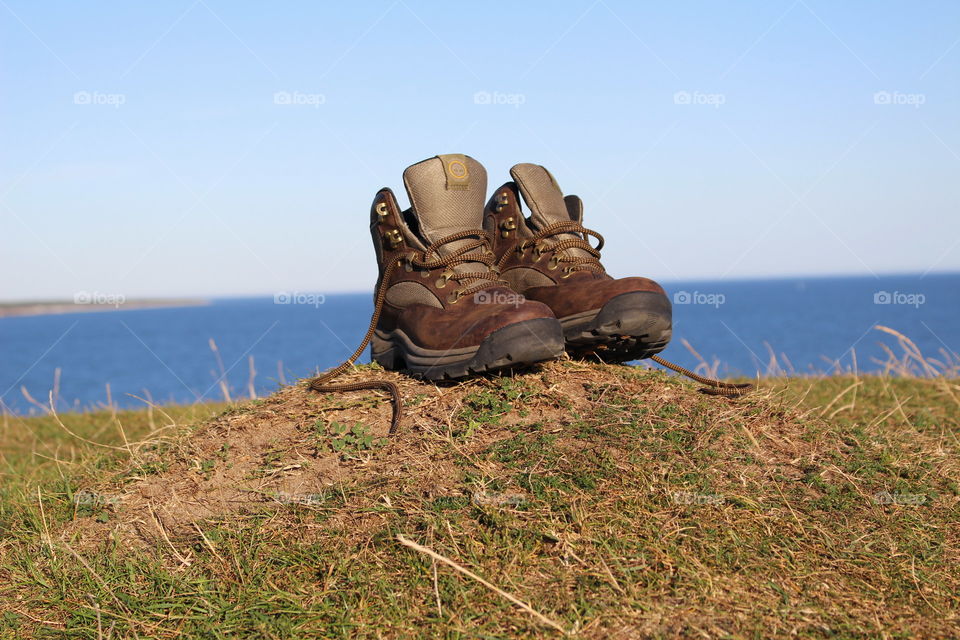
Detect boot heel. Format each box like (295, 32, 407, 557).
(371, 332, 403, 370)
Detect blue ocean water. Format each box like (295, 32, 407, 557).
(1, 274, 957, 415)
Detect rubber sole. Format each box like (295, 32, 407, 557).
(371, 317, 564, 380)
(561, 291, 672, 362)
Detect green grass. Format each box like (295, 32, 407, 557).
(1, 364, 957, 638)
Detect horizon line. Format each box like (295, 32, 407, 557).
(3, 270, 958, 306)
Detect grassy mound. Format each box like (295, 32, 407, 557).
(1, 361, 958, 638)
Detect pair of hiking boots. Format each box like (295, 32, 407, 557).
(311, 154, 750, 432)
(367, 154, 672, 379)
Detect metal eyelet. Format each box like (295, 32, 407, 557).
(375, 202, 388, 220)
(547, 256, 561, 270)
(435, 271, 453, 288)
(500, 216, 516, 238)
(447, 291, 461, 304)
(385, 229, 403, 249)
(494, 192, 509, 213)
(404, 261, 414, 272)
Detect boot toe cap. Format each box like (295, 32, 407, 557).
(396, 288, 558, 350)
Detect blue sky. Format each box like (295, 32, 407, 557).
(2, 0, 958, 300)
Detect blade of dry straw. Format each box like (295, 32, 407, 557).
(396, 534, 567, 634)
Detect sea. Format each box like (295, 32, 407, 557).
(1, 274, 957, 415)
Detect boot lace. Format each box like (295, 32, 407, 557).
(500, 220, 606, 276)
(307, 230, 505, 432)
(650, 355, 753, 397)
(406, 229, 506, 303)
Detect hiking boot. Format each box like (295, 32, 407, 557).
(484, 163, 672, 362)
(366, 154, 564, 380)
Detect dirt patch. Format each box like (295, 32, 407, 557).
(61, 360, 823, 550)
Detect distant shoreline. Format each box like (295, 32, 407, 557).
(0, 299, 210, 319)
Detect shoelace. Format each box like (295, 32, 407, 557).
(405, 229, 506, 303)
(499, 220, 606, 276)
(650, 355, 754, 396)
(307, 230, 504, 433)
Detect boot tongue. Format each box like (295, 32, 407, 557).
(401, 154, 490, 277)
(509, 163, 570, 230)
(510, 163, 590, 258)
(403, 154, 487, 248)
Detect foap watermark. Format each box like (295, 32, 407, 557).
(274, 291, 326, 307)
(273, 90, 326, 108)
(672, 491, 724, 506)
(473, 90, 526, 108)
(275, 492, 326, 506)
(74, 490, 121, 506)
(673, 290, 725, 308)
(873, 291, 925, 308)
(872, 491, 927, 506)
(873, 90, 925, 108)
(673, 90, 725, 108)
(73, 91, 126, 108)
(474, 290, 525, 307)
(74, 291, 126, 307)
(472, 491, 526, 507)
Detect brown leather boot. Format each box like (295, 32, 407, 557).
(365, 154, 564, 380)
(484, 163, 672, 362)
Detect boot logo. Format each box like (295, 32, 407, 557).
(448, 159, 468, 179)
(437, 153, 470, 191)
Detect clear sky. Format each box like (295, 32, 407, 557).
(2, 1, 958, 301)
